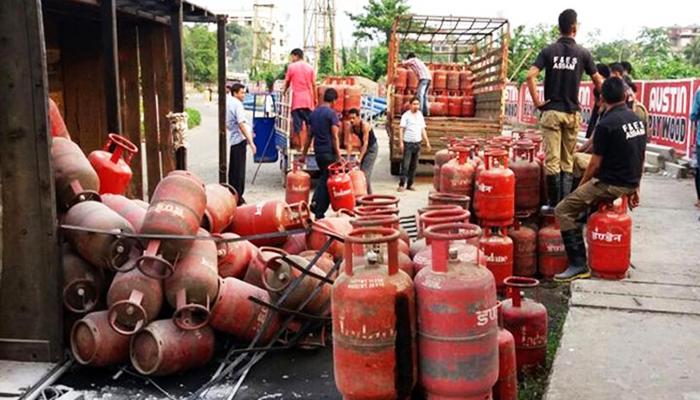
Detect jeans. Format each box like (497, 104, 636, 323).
(361, 143, 378, 194)
(228, 141, 247, 204)
(399, 141, 421, 188)
(311, 152, 336, 219)
(416, 79, 430, 115)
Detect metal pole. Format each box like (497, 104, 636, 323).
(171, 0, 187, 169)
(101, 0, 122, 133)
(218, 15, 228, 184)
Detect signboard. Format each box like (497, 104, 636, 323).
(504, 83, 520, 125)
(643, 79, 694, 155)
(577, 82, 595, 132)
(518, 84, 544, 125)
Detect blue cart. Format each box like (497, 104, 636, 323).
(245, 93, 279, 163)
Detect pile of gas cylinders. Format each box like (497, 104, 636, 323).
(393, 63, 476, 117)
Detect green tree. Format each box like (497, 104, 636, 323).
(226, 22, 254, 73)
(347, 0, 409, 46)
(685, 36, 700, 66)
(250, 62, 285, 90)
(508, 24, 559, 84)
(183, 24, 217, 84)
(369, 45, 389, 81)
(318, 46, 335, 77)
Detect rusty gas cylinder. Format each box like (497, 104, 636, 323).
(510, 142, 541, 214)
(394, 67, 408, 92)
(412, 208, 472, 262)
(101, 194, 148, 232)
(439, 146, 476, 198)
(88, 133, 139, 196)
(210, 277, 282, 344)
(282, 232, 308, 255)
(71, 311, 130, 367)
(494, 302, 518, 400)
(231, 200, 311, 247)
(501, 277, 548, 375)
(262, 254, 332, 316)
(428, 192, 471, 210)
(244, 247, 288, 288)
(299, 250, 337, 278)
(202, 183, 238, 233)
(107, 256, 163, 336)
(307, 217, 354, 260)
(216, 233, 256, 279)
(332, 227, 416, 399)
(415, 223, 499, 399)
(479, 227, 514, 294)
(348, 215, 415, 278)
(130, 319, 215, 376)
(508, 217, 538, 277)
(433, 137, 457, 190)
(51, 137, 101, 210)
(62, 245, 105, 314)
(538, 207, 567, 279)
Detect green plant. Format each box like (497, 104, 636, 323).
(186, 107, 201, 130)
(347, 0, 410, 46)
(183, 24, 217, 84)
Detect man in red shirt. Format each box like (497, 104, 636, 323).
(284, 48, 317, 140)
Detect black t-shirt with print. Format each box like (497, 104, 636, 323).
(533, 37, 596, 113)
(593, 104, 647, 188)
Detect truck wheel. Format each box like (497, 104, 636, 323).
(390, 161, 401, 176)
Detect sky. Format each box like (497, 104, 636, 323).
(198, 0, 700, 48)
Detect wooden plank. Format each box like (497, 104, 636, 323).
(154, 25, 175, 177)
(61, 20, 108, 152)
(101, 0, 122, 133)
(0, 0, 63, 362)
(140, 24, 161, 197)
(118, 23, 143, 199)
(217, 15, 227, 183)
(171, 0, 186, 170)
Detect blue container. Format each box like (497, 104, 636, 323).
(251, 93, 278, 163)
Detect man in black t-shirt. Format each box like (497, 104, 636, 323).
(526, 9, 603, 206)
(554, 77, 646, 281)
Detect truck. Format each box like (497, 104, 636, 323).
(386, 14, 510, 175)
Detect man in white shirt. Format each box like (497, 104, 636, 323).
(227, 83, 256, 204)
(398, 97, 431, 191)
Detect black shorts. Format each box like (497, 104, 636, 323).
(291, 108, 312, 134)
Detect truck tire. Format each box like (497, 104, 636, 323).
(390, 161, 401, 176)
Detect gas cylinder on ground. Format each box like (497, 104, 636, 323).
(508, 218, 537, 277)
(348, 161, 368, 198)
(327, 162, 356, 211)
(502, 277, 548, 375)
(428, 192, 470, 210)
(230, 200, 311, 247)
(49, 98, 71, 139)
(433, 137, 457, 190)
(286, 161, 311, 205)
(479, 227, 514, 294)
(538, 207, 567, 279)
(138, 170, 207, 279)
(349, 215, 414, 277)
(210, 277, 282, 344)
(447, 95, 462, 117)
(62, 245, 104, 314)
(262, 254, 332, 316)
(351, 213, 410, 251)
(332, 227, 416, 399)
(413, 213, 481, 275)
(406, 69, 419, 92)
(356, 194, 399, 209)
(202, 183, 238, 233)
(299, 250, 337, 278)
(164, 229, 219, 330)
(63, 200, 134, 271)
(52, 137, 101, 210)
(282, 232, 307, 255)
(101, 194, 148, 232)
(510, 143, 541, 214)
(244, 247, 288, 288)
(344, 85, 362, 113)
(415, 223, 499, 399)
(307, 217, 354, 260)
(415, 204, 461, 240)
(494, 302, 518, 400)
(216, 233, 256, 278)
(432, 69, 447, 91)
(354, 205, 398, 217)
(440, 145, 476, 198)
(88, 133, 139, 195)
(475, 149, 515, 227)
(71, 311, 130, 367)
(130, 319, 215, 376)
(107, 257, 163, 335)
(587, 197, 632, 279)
(446, 69, 461, 92)
(394, 68, 408, 92)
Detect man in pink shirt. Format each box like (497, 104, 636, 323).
(284, 48, 317, 138)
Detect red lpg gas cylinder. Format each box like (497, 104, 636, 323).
(101, 194, 147, 232)
(71, 311, 130, 367)
(538, 208, 567, 279)
(307, 217, 354, 260)
(350, 215, 411, 255)
(502, 277, 548, 375)
(357, 194, 400, 209)
(406, 69, 419, 92)
(447, 95, 462, 117)
(479, 227, 514, 294)
(394, 67, 408, 92)
(328, 161, 356, 211)
(459, 69, 474, 93)
(411, 207, 471, 260)
(461, 96, 476, 117)
(510, 143, 541, 214)
(440, 146, 476, 198)
(433, 69, 447, 91)
(107, 258, 163, 336)
(494, 303, 518, 400)
(344, 85, 362, 113)
(332, 228, 416, 399)
(332, 85, 346, 113)
(62, 246, 105, 314)
(49, 98, 71, 139)
(88, 133, 139, 195)
(394, 94, 407, 116)
(348, 161, 368, 198)
(587, 197, 633, 279)
(429, 101, 447, 116)
(231, 200, 311, 247)
(413, 219, 483, 277)
(446, 69, 461, 93)
(286, 161, 311, 205)
(210, 277, 281, 344)
(508, 218, 537, 277)
(428, 192, 471, 210)
(282, 232, 308, 255)
(202, 183, 238, 234)
(51, 137, 101, 210)
(299, 250, 336, 277)
(475, 149, 515, 227)
(433, 137, 457, 190)
(216, 233, 256, 278)
(138, 171, 207, 279)
(415, 223, 499, 399)
(415, 204, 461, 239)
(130, 319, 215, 376)
(244, 247, 288, 288)
(262, 254, 332, 316)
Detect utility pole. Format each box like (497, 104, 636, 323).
(303, 0, 336, 71)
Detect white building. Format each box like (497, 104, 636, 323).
(667, 25, 700, 51)
(227, 2, 290, 65)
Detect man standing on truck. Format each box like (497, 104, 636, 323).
(398, 97, 431, 192)
(284, 48, 316, 141)
(402, 53, 432, 115)
(227, 83, 256, 205)
(300, 88, 342, 220)
(554, 77, 646, 281)
(526, 9, 603, 206)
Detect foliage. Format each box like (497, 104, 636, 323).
(684, 36, 700, 67)
(508, 24, 559, 84)
(347, 0, 409, 46)
(183, 24, 217, 84)
(318, 46, 335, 78)
(185, 107, 201, 130)
(250, 62, 285, 91)
(226, 22, 254, 73)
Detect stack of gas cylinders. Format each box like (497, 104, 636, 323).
(393, 63, 476, 118)
(314, 77, 364, 151)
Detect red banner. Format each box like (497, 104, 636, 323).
(643, 79, 694, 155)
(690, 80, 700, 154)
(518, 84, 544, 125)
(577, 82, 595, 132)
(504, 83, 520, 125)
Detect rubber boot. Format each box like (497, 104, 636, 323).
(554, 229, 590, 282)
(560, 172, 573, 200)
(546, 174, 561, 207)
